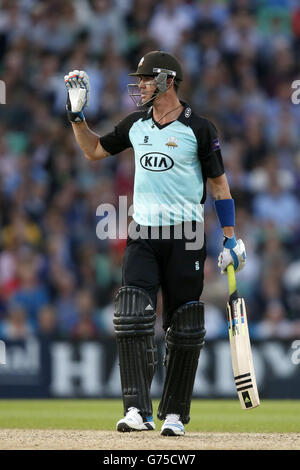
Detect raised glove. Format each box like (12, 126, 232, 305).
(64, 70, 90, 122)
(218, 236, 246, 274)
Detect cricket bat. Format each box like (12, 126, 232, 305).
(226, 264, 260, 409)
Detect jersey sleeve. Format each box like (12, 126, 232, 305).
(197, 120, 225, 178)
(100, 113, 136, 155)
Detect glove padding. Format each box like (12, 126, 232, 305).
(218, 236, 246, 274)
(64, 70, 90, 113)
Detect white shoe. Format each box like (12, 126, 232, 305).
(161, 414, 185, 436)
(116, 407, 155, 432)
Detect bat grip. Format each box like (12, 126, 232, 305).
(227, 264, 237, 296)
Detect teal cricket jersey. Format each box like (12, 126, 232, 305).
(100, 102, 224, 226)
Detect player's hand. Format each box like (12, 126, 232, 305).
(218, 236, 246, 274)
(64, 70, 90, 117)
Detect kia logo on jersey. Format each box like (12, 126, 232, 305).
(140, 153, 174, 172)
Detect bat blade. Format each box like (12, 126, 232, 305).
(227, 295, 260, 410)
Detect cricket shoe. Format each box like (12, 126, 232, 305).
(116, 407, 155, 432)
(160, 414, 185, 436)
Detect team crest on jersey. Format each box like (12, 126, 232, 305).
(166, 136, 178, 148)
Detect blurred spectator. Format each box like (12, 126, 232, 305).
(195, 0, 228, 27)
(52, 269, 78, 335)
(221, 8, 262, 57)
(283, 260, 300, 319)
(253, 300, 300, 339)
(204, 304, 226, 340)
(252, 172, 299, 239)
(11, 253, 49, 331)
(72, 289, 98, 339)
(85, 0, 128, 56)
(96, 285, 119, 336)
(148, 0, 195, 52)
(0, 302, 33, 340)
(0, 247, 19, 302)
(38, 304, 59, 339)
(2, 210, 42, 249)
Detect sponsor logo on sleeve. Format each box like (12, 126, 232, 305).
(213, 138, 220, 151)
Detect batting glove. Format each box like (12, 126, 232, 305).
(218, 236, 246, 274)
(64, 70, 90, 122)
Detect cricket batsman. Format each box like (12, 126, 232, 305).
(64, 51, 246, 436)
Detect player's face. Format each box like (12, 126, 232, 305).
(138, 76, 157, 103)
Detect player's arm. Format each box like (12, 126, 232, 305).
(208, 175, 246, 274)
(197, 118, 246, 274)
(71, 121, 110, 161)
(208, 173, 234, 239)
(208, 173, 246, 274)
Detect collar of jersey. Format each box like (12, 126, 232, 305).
(141, 101, 192, 128)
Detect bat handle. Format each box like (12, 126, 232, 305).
(226, 264, 237, 296)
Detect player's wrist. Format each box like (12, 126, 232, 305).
(66, 106, 85, 123)
(223, 235, 237, 248)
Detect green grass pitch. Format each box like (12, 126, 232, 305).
(0, 399, 299, 433)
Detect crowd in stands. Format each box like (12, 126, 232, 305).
(0, 0, 300, 342)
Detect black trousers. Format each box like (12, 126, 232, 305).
(122, 221, 206, 330)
